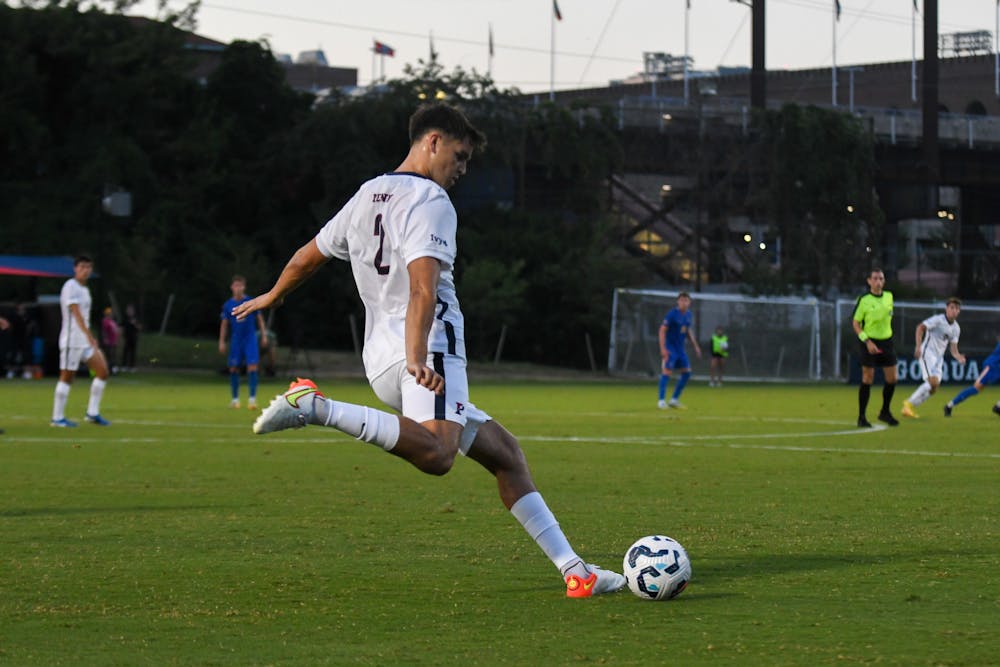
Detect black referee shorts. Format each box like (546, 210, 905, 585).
(859, 337, 897, 368)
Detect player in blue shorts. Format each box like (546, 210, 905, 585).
(657, 292, 702, 409)
(219, 275, 267, 410)
(943, 339, 1000, 417)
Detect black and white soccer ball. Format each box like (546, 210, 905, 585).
(622, 535, 691, 601)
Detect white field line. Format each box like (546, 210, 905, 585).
(5, 417, 999, 460)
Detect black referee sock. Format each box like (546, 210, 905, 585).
(881, 383, 896, 414)
(858, 383, 871, 418)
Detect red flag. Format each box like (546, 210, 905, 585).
(553, 0, 562, 21)
(373, 40, 395, 57)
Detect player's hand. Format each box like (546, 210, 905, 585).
(956, 354, 966, 364)
(866, 340, 881, 354)
(232, 293, 280, 321)
(218, 341, 226, 354)
(407, 361, 445, 395)
(913, 348, 922, 360)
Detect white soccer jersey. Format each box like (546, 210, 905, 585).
(315, 172, 465, 380)
(59, 277, 92, 348)
(919, 313, 960, 361)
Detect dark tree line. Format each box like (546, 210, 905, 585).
(0, 3, 646, 368)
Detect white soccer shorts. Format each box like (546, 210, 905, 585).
(369, 354, 490, 456)
(58, 345, 96, 372)
(918, 351, 945, 381)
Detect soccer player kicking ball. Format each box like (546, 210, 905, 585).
(943, 339, 1000, 418)
(233, 104, 625, 598)
(901, 298, 965, 418)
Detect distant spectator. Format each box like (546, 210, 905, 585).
(709, 325, 729, 387)
(0, 313, 11, 379)
(121, 304, 141, 372)
(100, 307, 121, 374)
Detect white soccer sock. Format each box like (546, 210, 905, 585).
(87, 377, 107, 416)
(510, 491, 580, 573)
(313, 397, 400, 451)
(52, 381, 71, 421)
(908, 382, 931, 407)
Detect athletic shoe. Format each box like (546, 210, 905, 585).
(901, 401, 919, 419)
(657, 399, 667, 409)
(993, 405, 1000, 417)
(50, 418, 78, 428)
(857, 416, 872, 428)
(253, 378, 323, 435)
(877, 411, 899, 426)
(85, 413, 111, 426)
(247, 398, 258, 411)
(230, 399, 240, 409)
(943, 404, 952, 417)
(668, 399, 687, 410)
(565, 564, 626, 598)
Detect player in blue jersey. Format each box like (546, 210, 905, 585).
(219, 275, 267, 410)
(657, 292, 702, 409)
(943, 339, 1000, 418)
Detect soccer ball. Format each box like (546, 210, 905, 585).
(622, 535, 691, 601)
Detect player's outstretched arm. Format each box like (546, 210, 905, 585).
(232, 239, 329, 321)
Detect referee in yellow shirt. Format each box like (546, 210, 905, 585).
(852, 268, 900, 427)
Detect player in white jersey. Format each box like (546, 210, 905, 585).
(234, 103, 624, 598)
(50, 255, 112, 427)
(902, 298, 965, 418)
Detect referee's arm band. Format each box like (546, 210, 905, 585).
(858, 332, 869, 342)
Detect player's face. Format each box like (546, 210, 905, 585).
(73, 261, 93, 283)
(677, 295, 691, 311)
(945, 302, 960, 322)
(867, 271, 885, 295)
(231, 280, 245, 297)
(428, 133, 473, 190)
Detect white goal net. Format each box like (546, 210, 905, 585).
(609, 289, 835, 381)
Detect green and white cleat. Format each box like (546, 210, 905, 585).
(253, 378, 323, 434)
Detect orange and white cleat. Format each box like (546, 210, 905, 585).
(565, 565, 626, 598)
(252, 378, 324, 434)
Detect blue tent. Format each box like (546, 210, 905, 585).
(0, 255, 76, 278)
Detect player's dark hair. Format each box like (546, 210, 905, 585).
(946, 297, 962, 307)
(409, 103, 486, 150)
(74, 254, 92, 266)
(677, 292, 690, 299)
(232, 274, 246, 283)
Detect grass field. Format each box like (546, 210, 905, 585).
(1, 371, 998, 665)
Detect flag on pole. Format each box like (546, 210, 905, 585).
(913, 0, 918, 11)
(373, 40, 395, 57)
(835, 0, 841, 21)
(553, 0, 562, 21)
(489, 23, 494, 57)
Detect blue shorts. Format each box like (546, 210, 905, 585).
(980, 362, 1000, 386)
(228, 336, 260, 367)
(662, 349, 690, 372)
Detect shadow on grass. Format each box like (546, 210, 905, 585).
(0, 504, 229, 518)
